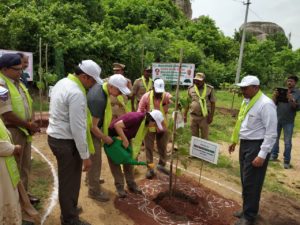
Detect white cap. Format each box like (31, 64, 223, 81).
(108, 74, 131, 95)
(154, 79, 165, 93)
(0, 86, 8, 95)
(149, 109, 164, 130)
(78, 60, 102, 84)
(236, 75, 260, 87)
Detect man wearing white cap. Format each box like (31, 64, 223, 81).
(47, 59, 102, 225)
(87, 74, 136, 198)
(109, 63, 133, 116)
(138, 78, 172, 179)
(228, 75, 277, 225)
(184, 72, 216, 139)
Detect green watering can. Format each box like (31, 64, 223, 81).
(104, 137, 153, 167)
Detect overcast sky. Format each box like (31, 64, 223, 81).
(191, 0, 300, 50)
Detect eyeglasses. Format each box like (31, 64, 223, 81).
(9, 67, 23, 72)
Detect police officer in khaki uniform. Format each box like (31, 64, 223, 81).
(110, 63, 132, 116)
(0, 53, 40, 204)
(184, 72, 216, 139)
(131, 66, 153, 111)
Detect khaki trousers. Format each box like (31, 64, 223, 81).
(144, 131, 168, 166)
(87, 135, 103, 193)
(107, 156, 136, 190)
(190, 115, 209, 139)
(9, 128, 31, 191)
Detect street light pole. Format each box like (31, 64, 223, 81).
(235, 0, 251, 84)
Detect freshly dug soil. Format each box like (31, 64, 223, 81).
(115, 172, 240, 225)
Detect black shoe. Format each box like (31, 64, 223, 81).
(234, 218, 254, 225)
(284, 163, 291, 169)
(233, 210, 243, 218)
(88, 190, 110, 202)
(128, 186, 143, 195)
(22, 221, 34, 225)
(269, 155, 278, 161)
(146, 169, 155, 179)
(28, 194, 40, 205)
(116, 187, 127, 198)
(157, 164, 170, 175)
(62, 219, 91, 225)
(99, 178, 105, 184)
(76, 205, 83, 214)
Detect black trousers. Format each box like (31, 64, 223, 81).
(239, 139, 270, 222)
(48, 136, 83, 223)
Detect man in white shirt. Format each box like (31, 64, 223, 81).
(47, 60, 102, 225)
(228, 75, 277, 225)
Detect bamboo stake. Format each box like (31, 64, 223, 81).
(39, 38, 43, 126)
(45, 43, 49, 103)
(198, 160, 204, 184)
(169, 48, 183, 197)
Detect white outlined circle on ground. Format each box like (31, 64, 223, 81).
(32, 145, 58, 224)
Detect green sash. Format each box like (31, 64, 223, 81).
(67, 74, 95, 154)
(131, 118, 148, 159)
(0, 118, 20, 188)
(141, 76, 152, 92)
(0, 73, 33, 141)
(117, 95, 130, 113)
(231, 90, 262, 144)
(102, 82, 113, 135)
(194, 84, 208, 117)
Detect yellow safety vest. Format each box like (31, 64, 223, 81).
(0, 73, 33, 140)
(0, 118, 20, 188)
(67, 74, 95, 154)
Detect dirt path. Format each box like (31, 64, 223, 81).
(32, 132, 300, 225)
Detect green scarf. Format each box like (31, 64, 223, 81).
(231, 90, 262, 144)
(141, 76, 152, 92)
(117, 95, 130, 113)
(194, 84, 208, 117)
(0, 72, 33, 141)
(102, 82, 112, 135)
(0, 118, 20, 188)
(131, 118, 148, 159)
(67, 74, 95, 154)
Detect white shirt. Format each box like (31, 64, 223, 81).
(47, 78, 90, 160)
(240, 93, 277, 159)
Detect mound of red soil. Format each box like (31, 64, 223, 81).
(115, 173, 240, 225)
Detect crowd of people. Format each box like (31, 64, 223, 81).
(0, 53, 299, 225)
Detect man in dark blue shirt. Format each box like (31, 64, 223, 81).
(270, 75, 300, 169)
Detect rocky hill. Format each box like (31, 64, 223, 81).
(173, 0, 192, 19)
(241, 21, 286, 40)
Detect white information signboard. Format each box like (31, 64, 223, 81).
(0, 49, 34, 81)
(152, 63, 195, 86)
(189, 136, 219, 164)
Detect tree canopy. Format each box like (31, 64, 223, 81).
(0, 0, 299, 87)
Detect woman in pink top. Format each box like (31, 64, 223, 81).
(137, 78, 172, 179)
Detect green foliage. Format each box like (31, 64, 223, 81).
(0, 0, 299, 87)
